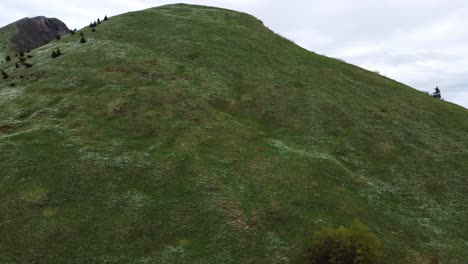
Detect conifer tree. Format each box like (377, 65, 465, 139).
(15, 63, 19, 68)
(80, 36, 87, 43)
(104, 15, 108, 21)
(5, 55, 11, 62)
(56, 34, 61, 40)
(1, 70, 9, 80)
(80, 31, 84, 36)
(97, 18, 101, 24)
(92, 28, 96, 32)
(52, 50, 57, 58)
(56, 48, 62, 56)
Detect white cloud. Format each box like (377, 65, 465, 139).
(1, 0, 467, 108)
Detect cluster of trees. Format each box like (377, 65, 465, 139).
(51, 48, 62, 58)
(89, 16, 108, 31)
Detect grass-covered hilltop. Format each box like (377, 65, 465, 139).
(0, 4, 467, 263)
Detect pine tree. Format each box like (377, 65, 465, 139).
(5, 55, 11, 62)
(104, 15, 108, 21)
(56, 48, 62, 56)
(56, 34, 61, 40)
(52, 50, 57, 58)
(19, 51, 24, 57)
(80, 36, 87, 43)
(80, 31, 84, 36)
(1, 70, 9, 80)
(92, 28, 96, 32)
(97, 18, 101, 24)
(15, 63, 19, 68)
(70, 30, 75, 35)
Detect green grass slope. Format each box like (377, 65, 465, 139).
(0, 23, 17, 59)
(0, 4, 467, 263)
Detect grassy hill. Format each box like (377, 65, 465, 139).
(0, 4, 467, 263)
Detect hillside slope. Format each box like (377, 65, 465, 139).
(0, 4, 467, 264)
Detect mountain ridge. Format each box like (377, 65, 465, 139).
(0, 16, 69, 57)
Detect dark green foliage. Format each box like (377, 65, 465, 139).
(52, 48, 62, 58)
(98, 18, 101, 24)
(23, 62, 33, 68)
(56, 34, 61, 40)
(1, 70, 8, 79)
(15, 62, 19, 68)
(70, 29, 75, 35)
(306, 221, 381, 264)
(104, 15, 108, 21)
(5, 55, 11, 62)
(80, 31, 84, 36)
(92, 28, 96, 32)
(432, 87, 442, 99)
(80, 36, 87, 43)
(19, 51, 24, 57)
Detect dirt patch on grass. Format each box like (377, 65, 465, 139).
(219, 200, 253, 231)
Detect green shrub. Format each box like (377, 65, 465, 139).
(1, 70, 9, 79)
(306, 221, 381, 264)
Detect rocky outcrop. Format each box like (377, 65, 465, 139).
(8, 16, 69, 53)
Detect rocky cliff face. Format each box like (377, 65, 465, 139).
(8, 16, 69, 53)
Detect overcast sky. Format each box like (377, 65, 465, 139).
(1, 0, 467, 108)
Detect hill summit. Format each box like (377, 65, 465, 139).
(0, 4, 467, 264)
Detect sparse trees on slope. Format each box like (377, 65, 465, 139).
(80, 36, 87, 43)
